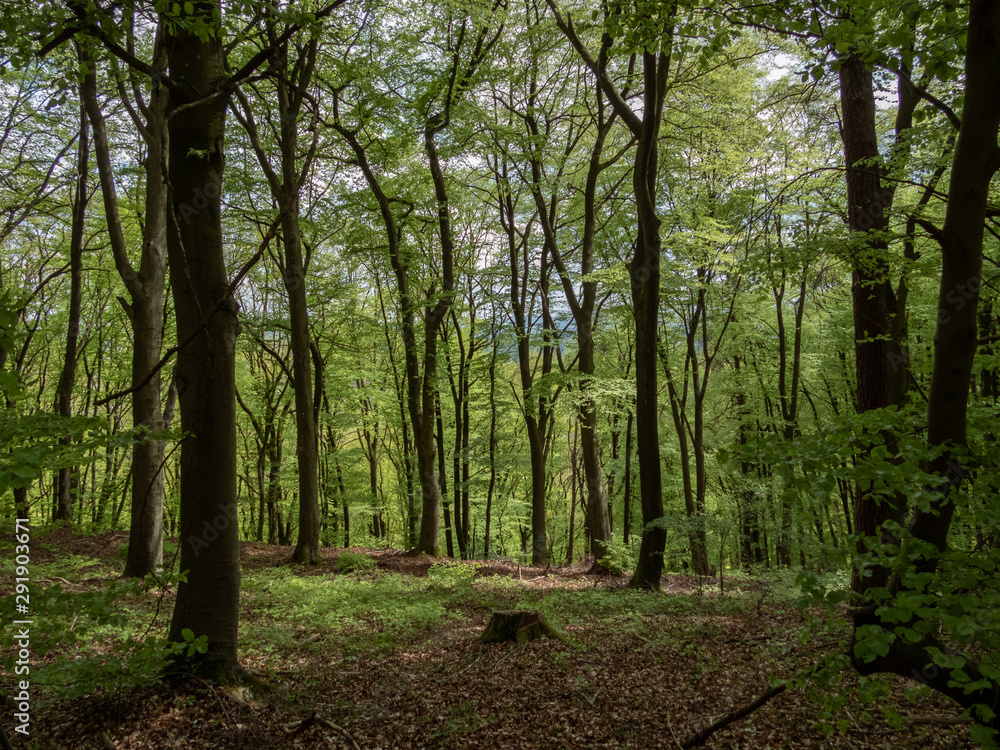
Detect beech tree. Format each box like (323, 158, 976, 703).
(231, 14, 323, 565)
(849, 0, 1000, 729)
(329, 0, 504, 556)
(548, 0, 678, 588)
(77, 15, 174, 578)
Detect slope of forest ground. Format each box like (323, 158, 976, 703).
(0, 528, 980, 749)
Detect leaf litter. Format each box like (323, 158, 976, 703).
(0, 529, 981, 749)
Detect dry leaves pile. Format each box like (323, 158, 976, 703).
(0, 530, 980, 749)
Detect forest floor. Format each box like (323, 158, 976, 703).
(0, 527, 983, 749)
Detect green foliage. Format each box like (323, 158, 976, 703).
(335, 552, 375, 574)
(242, 567, 455, 656)
(0, 570, 196, 702)
(596, 536, 639, 575)
(427, 561, 480, 588)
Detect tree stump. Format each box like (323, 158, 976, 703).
(479, 610, 564, 644)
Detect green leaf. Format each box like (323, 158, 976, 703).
(970, 723, 997, 746)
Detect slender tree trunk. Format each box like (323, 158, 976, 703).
(335, 457, 350, 547)
(435, 396, 454, 557)
(80, 27, 171, 578)
(525, 69, 617, 571)
(266, 440, 282, 545)
(53, 96, 89, 523)
(484, 328, 499, 559)
(622, 409, 634, 545)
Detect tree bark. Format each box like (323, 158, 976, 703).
(52, 93, 88, 523)
(850, 0, 1000, 730)
(164, 0, 241, 680)
(79, 27, 171, 577)
(839, 50, 908, 593)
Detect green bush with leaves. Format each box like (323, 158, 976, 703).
(0, 572, 205, 702)
(427, 561, 480, 588)
(335, 551, 375, 574)
(596, 537, 639, 575)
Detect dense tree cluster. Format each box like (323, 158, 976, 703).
(1, 0, 998, 737)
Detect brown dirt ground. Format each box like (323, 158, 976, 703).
(0, 528, 981, 749)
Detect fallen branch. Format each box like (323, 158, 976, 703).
(280, 711, 318, 738)
(282, 710, 361, 750)
(317, 718, 361, 750)
(681, 684, 787, 749)
(906, 714, 973, 726)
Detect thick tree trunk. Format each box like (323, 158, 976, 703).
(850, 0, 1000, 730)
(839, 52, 908, 594)
(164, 0, 241, 680)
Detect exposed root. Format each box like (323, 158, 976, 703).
(281, 710, 361, 749)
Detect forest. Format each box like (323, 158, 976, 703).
(1, 0, 999, 747)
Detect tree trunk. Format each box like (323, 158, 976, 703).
(525, 70, 617, 571)
(52, 95, 88, 523)
(484, 326, 499, 559)
(542, 5, 678, 589)
(435, 395, 454, 558)
(839, 51, 908, 594)
(850, 0, 1000, 729)
(79, 23, 172, 578)
(480, 610, 564, 644)
(623, 409, 634, 545)
(164, 0, 241, 680)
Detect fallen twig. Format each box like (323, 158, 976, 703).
(681, 684, 787, 748)
(192, 677, 234, 727)
(906, 714, 973, 726)
(282, 710, 361, 749)
(317, 717, 362, 750)
(280, 711, 318, 738)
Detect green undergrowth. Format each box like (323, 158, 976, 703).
(3, 542, 805, 710)
(238, 561, 773, 666)
(1, 553, 200, 704)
